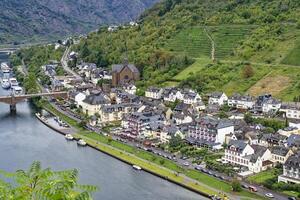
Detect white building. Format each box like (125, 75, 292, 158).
(278, 153, 300, 184)
(187, 116, 234, 149)
(181, 90, 202, 105)
(228, 93, 255, 110)
(209, 92, 228, 106)
(81, 91, 111, 116)
(74, 92, 87, 108)
(223, 140, 273, 173)
(262, 98, 281, 113)
(145, 87, 164, 99)
(270, 146, 294, 164)
(162, 88, 182, 102)
(123, 84, 137, 95)
(280, 103, 300, 119)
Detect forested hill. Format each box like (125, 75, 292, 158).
(16, 0, 300, 101)
(0, 0, 159, 45)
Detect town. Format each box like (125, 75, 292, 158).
(29, 41, 300, 199)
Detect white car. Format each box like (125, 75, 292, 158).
(183, 162, 190, 166)
(265, 193, 274, 198)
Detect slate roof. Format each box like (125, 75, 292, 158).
(281, 102, 300, 110)
(229, 93, 255, 102)
(228, 140, 248, 152)
(271, 146, 290, 156)
(146, 87, 161, 93)
(112, 63, 139, 73)
(287, 134, 300, 147)
(83, 92, 110, 105)
(285, 152, 300, 168)
(250, 145, 268, 163)
(210, 92, 224, 99)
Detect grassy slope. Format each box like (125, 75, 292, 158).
(173, 58, 300, 101)
(281, 40, 300, 66)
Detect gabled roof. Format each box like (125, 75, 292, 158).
(271, 146, 290, 156)
(285, 152, 300, 168)
(250, 145, 268, 163)
(83, 92, 110, 105)
(228, 140, 248, 152)
(210, 92, 224, 99)
(112, 63, 139, 73)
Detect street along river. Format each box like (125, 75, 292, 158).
(0, 58, 206, 200)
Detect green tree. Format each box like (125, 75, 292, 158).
(231, 179, 242, 192)
(0, 161, 97, 200)
(242, 64, 254, 79)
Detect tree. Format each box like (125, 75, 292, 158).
(244, 113, 254, 124)
(169, 135, 183, 149)
(0, 161, 97, 199)
(242, 64, 254, 79)
(218, 111, 229, 119)
(231, 179, 242, 192)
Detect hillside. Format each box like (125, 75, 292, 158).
(0, 0, 159, 45)
(15, 0, 300, 101)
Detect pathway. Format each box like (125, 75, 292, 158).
(204, 27, 215, 61)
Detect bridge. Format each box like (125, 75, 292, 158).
(0, 91, 68, 112)
(0, 48, 18, 54)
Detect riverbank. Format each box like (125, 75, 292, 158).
(41, 101, 267, 200)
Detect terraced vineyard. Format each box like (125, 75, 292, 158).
(164, 27, 211, 58)
(281, 40, 300, 66)
(164, 25, 256, 59)
(207, 25, 256, 59)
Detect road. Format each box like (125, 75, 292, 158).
(61, 47, 80, 78)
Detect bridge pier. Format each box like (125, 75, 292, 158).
(10, 104, 16, 113)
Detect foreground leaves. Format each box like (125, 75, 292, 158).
(0, 161, 97, 200)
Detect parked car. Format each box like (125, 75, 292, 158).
(242, 184, 249, 189)
(265, 193, 274, 198)
(183, 162, 190, 166)
(249, 186, 257, 192)
(288, 197, 296, 200)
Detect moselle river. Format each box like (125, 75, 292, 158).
(0, 59, 206, 200)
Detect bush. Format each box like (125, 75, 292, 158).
(231, 179, 242, 192)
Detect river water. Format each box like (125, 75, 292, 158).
(0, 55, 205, 200)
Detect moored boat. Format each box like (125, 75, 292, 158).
(77, 139, 87, 146)
(132, 165, 142, 170)
(65, 134, 74, 140)
(1, 79, 11, 89)
(12, 86, 23, 95)
(9, 78, 19, 87)
(1, 62, 10, 74)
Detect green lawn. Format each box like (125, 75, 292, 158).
(247, 170, 278, 185)
(173, 57, 211, 81)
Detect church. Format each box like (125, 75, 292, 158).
(111, 60, 140, 87)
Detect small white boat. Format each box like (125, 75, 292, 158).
(65, 134, 74, 140)
(132, 165, 142, 170)
(77, 139, 87, 146)
(12, 86, 23, 95)
(9, 78, 19, 87)
(1, 63, 10, 73)
(1, 62, 10, 73)
(1, 79, 11, 89)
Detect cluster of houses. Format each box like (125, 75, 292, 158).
(68, 84, 300, 179)
(42, 54, 300, 183)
